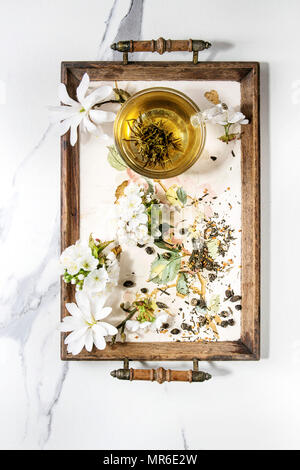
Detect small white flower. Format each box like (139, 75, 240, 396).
(125, 320, 151, 333)
(60, 291, 117, 355)
(79, 252, 98, 272)
(105, 251, 120, 287)
(49, 73, 116, 146)
(200, 104, 248, 126)
(151, 312, 169, 330)
(78, 274, 84, 281)
(84, 267, 109, 293)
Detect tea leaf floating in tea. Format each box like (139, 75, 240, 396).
(124, 114, 182, 168)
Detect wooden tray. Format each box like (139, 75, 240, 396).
(61, 59, 260, 362)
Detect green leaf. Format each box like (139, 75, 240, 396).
(208, 295, 220, 315)
(206, 239, 219, 259)
(107, 145, 127, 170)
(176, 272, 189, 295)
(150, 253, 181, 285)
(176, 187, 187, 205)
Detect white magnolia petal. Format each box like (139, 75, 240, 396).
(75, 290, 91, 319)
(70, 114, 83, 146)
(76, 73, 90, 104)
(99, 321, 118, 336)
(240, 119, 249, 125)
(125, 320, 140, 332)
(64, 326, 89, 345)
(89, 109, 116, 124)
(92, 328, 107, 350)
(82, 86, 113, 109)
(139, 321, 151, 330)
(58, 83, 79, 107)
(84, 328, 94, 352)
(48, 105, 77, 123)
(90, 294, 106, 313)
(82, 115, 99, 135)
(94, 306, 112, 321)
(65, 302, 82, 318)
(92, 324, 107, 337)
(57, 118, 73, 136)
(59, 316, 85, 332)
(67, 335, 86, 355)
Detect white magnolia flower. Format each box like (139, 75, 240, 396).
(151, 312, 168, 330)
(49, 73, 116, 146)
(125, 320, 151, 333)
(60, 291, 117, 354)
(84, 267, 109, 293)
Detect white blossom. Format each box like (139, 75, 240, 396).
(60, 291, 117, 355)
(49, 73, 116, 146)
(84, 267, 109, 293)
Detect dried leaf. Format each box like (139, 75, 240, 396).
(204, 90, 220, 105)
(115, 180, 129, 202)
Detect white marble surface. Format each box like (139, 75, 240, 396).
(1, 0, 300, 450)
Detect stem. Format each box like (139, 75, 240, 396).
(197, 272, 206, 297)
(154, 179, 168, 193)
(111, 306, 137, 344)
(92, 99, 120, 110)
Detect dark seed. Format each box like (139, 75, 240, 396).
(171, 328, 180, 335)
(210, 156, 217, 161)
(225, 289, 233, 299)
(230, 295, 242, 302)
(161, 323, 169, 329)
(140, 288, 148, 294)
(180, 228, 187, 235)
(190, 298, 199, 306)
(235, 305, 242, 310)
(123, 280, 134, 288)
(221, 321, 228, 328)
(145, 247, 155, 255)
(181, 322, 193, 332)
(137, 243, 145, 248)
(156, 302, 168, 309)
(220, 310, 229, 318)
(198, 296, 206, 309)
(228, 319, 235, 326)
(162, 252, 171, 260)
(198, 317, 206, 327)
(209, 273, 217, 282)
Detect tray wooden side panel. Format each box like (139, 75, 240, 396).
(61, 61, 260, 361)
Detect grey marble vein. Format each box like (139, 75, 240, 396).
(98, 0, 144, 61)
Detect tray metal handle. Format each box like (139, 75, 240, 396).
(110, 359, 211, 383)
(111, 38, 211, 65)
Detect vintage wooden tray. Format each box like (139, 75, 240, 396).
(61, 39, 260, 378)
